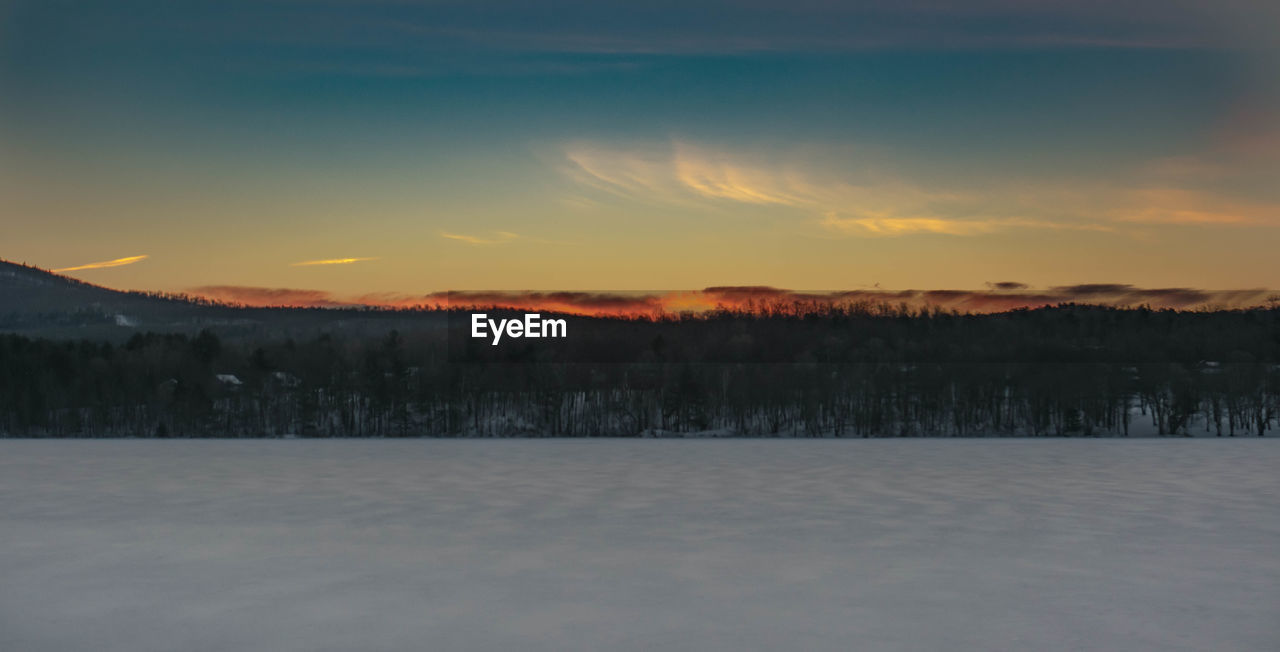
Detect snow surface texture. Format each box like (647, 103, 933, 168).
(2, 440, 1278, 652)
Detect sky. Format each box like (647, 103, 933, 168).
(2, 0, 1279, 302)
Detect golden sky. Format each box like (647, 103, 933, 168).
(3, 1, 1278, 298)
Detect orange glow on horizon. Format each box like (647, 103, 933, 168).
(180, 285, 1278, 315)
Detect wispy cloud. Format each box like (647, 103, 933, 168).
(672, 143, 806, 205)
(565, 141, 829, 209)
(821, 214, 1116, 236)
(563, 139, 1280, 238)
(562, 145, 674, 202)
(53, 255, 148, 273)
(290, 257, 379, 266)
(562, 141, 1114, 236)
(820, 215, 1004, 236)
(440, 231, 521, 245)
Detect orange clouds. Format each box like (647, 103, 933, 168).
(439, 291, 666, 317)
(184, 284, 1277, 314)
(688, 285, 1275, 313)
(186, 286, 348, 308)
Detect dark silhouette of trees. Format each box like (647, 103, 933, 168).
(1, 305, 1277, 437)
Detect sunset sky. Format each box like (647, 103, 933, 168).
(2, 1, 1278, 300)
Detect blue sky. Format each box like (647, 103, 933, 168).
(3, 1, 1278, 295)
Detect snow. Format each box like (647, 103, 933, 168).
(1, 439, 1277, 651)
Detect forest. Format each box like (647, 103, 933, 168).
(1, 304, 1277, 437)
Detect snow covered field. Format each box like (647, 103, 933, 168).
(2, 439, 1278, 652)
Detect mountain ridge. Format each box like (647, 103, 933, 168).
(0, 259, 446, 340)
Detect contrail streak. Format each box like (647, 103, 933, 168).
(53, 255, 148, 272)
(440, 231, 519, 245)
(290, 257, 379, 266)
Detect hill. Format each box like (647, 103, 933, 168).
(0, 259, 446, 340)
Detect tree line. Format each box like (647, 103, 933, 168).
(1, 304, 1277, 437)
